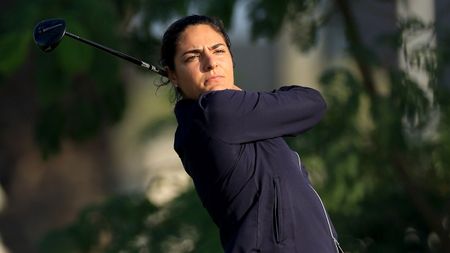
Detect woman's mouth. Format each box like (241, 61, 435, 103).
(205, 75, 224, 84)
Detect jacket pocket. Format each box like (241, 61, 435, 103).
(273, 177, 285, 243)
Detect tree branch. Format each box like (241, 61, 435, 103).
(334, 0, 376, 95)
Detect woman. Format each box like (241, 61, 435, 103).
(160, 15, 343, 253)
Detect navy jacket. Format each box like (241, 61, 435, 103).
(174, 86, 340, 253)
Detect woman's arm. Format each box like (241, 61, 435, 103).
(198, 85, 327, 143)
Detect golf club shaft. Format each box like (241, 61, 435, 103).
(65, 31, 167, 77)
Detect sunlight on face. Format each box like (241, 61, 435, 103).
(168, 24, 238, 100)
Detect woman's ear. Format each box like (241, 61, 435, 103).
(166, 67, 178, 87)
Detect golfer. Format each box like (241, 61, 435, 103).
(160, 15, 343, 253)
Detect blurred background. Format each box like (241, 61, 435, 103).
(1, 0, 450, 252)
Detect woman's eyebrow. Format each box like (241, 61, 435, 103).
(181, 43, 226, 56)
(210, 43, 225, 50)
(182, 48, 201, 56)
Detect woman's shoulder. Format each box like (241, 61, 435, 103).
(198, 89, 252, 109)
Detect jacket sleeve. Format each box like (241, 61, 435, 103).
(198, 85, 327, 144)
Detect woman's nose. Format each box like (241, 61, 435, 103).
(202, 51, 217, 71)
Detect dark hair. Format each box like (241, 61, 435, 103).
(157, 15, 232, 101)
(160, 15, 232, 70)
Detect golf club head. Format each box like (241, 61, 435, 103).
(33, 18, 66, 52)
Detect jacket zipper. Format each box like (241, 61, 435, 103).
(295, 153, 344, 253)
(273, 178, 283, 243)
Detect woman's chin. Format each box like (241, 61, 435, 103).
(206, 83, 228, 91)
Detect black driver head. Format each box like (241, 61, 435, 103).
(33, 18, 66, 52)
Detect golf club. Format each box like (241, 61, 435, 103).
(33, 18, 167, 77)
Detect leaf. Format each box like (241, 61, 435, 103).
(55, 19, 94, 76)
(201, 0, 237, 28)
(65, 97, 101, 141)
(319, 67, 362, 97)
(35, 55, 70, 107)
(34, 105, 66, 159)
(248, 0, 289, 39)
(0, 30, 31, 76)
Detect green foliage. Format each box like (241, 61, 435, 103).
(39, 190, 221, 253)
(249, 0, 321, 51)
(39, 194, 158, 253)
(1, 0, 128, 157)
(249, 0, 290, 38)
(0, 31, 31, 79)
(55, 21, 94, 75)
(286, 13, 450, 252)
(146, 189, 222, 253)
(200, 0, 237, 28)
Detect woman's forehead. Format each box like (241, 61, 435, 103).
(177, 24, 226, 49)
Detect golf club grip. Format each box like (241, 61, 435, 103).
(65, 32, 167, 77)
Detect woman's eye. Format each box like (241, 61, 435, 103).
(185, 55, 199, 62)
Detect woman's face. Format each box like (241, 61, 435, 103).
(168, 24, 236, 100)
